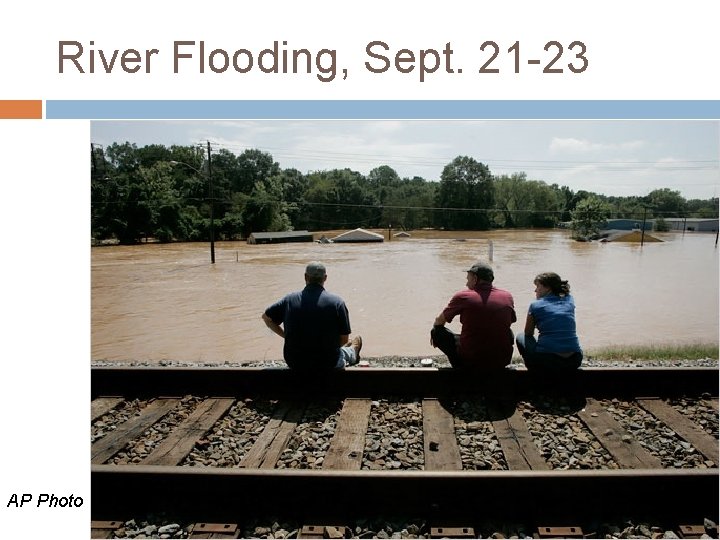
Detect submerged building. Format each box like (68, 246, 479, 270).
(662, 218, 718, 233)
(330, 228, 384, 243)
(247, 231, 314, 244)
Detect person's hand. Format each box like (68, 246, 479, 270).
(430, 324, 441, 347)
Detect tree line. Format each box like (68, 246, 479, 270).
(90, 142, 719, 244)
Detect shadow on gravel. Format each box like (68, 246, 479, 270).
(524, 393, 588, 415)
(439, 395, 516, 423)
(438, 392, 588, 422)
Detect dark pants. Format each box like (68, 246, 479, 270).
(431, 326, 513, 370)
(431, 325, 463, 368)
(515, 333, 583, 372)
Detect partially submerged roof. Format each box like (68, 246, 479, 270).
(247, 230, 313, 244)
(601, 230, 662, 243)
(330, 228, 384, 243)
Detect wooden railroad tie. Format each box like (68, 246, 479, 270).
(91, 397, 181, 464)
(489, 398, 549, 471)
(90, 520, 123, 539)
(429, 526, 475, 538)
(143, 397, 235, 466)
(298, 525, 346, 539)
(240, 401, 307, 469)
(422, 398, 463, 470)
(189, 522, 240, 539)
(637, 399, 719, 463)
(677, 524, 720, 538)
(577, 398, 663, 469)
(535, 525, 584, 538)
(91, 396, 124, 423)
(323, 398, 371, 470)
(708, 398, 719, 412)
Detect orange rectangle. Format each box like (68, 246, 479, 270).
(0, 100, 42, 119)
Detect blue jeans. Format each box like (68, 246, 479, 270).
(336, 345, 358, 368)
(515, 333, 582, 371)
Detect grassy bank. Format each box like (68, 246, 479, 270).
(583, 343, 718, 361)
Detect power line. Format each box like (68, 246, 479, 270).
(210, 141, 719, 172)
(90, 197, 718, 217)
(91, 141, 720, 203)
(95, 140, 720, 173)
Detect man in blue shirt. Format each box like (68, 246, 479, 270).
(262, 262, 362, 369)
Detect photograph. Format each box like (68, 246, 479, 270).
(89, 119, 719, 538)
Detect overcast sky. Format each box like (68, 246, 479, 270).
(91, 120, 720, 200)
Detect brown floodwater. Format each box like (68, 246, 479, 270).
(91, 230, 719, 364)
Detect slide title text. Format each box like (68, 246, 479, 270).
(58, 40, 589, 83)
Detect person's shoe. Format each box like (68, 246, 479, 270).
(351, 335, 362, 361)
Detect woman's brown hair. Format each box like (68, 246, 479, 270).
(534, 272, 570, 296)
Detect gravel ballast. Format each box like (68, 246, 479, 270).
(90, 356, 718, 539)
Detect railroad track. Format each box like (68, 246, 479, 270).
(90, 366, 719, 538)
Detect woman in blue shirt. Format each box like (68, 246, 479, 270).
(516, 272, 583, 371)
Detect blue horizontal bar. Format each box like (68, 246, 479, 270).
(45, 100, 720, 120)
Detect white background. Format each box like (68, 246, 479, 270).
(2, 0, 720, 99)
(0, 1, 718, 537)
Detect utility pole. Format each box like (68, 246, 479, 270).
(207, 141, 215, 264)
(90, 143, 97, 177)
(90, 143, 105, 178)
(169, 153, 214, 264)
(640, 206, 647, 247)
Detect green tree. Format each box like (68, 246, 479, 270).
(494, 173, 531, 228)
(368, 165, 400, 205)
(494, 174, 563, 228)
(645, 188, 687, 217)
(91, 171, 125, 241)
(436, 156, 493, 230)
(235, 149, 281, 194)
(383, 176, 436, 229)
(243, 175, 293, 235)
(104, 142, 141, 173)
(144, 162, 181, 242)
(571, 196, 611, 239)
(686, 198, 719, 218)
(555, 184, 576, 222)
(92, 141, 720, 242)
(299, 169, 377, 230)
(528, 181, 564, 227)
(278, 168, 307, 228)
(654, 216, 671, 232)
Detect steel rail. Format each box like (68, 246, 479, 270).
(91, 366, 719, 399)
(90, 367, 719, 528)
(91, 465, 719, 524)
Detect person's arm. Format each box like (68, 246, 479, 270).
(337, 301, 352, 348)
(261, 312, 285, 338)
(524, 313, 536, 336)
(430, 313, 448, 346)
(433, 312, 447, 327)
(436, 292, 462, 328)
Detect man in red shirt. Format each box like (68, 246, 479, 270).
(430, 261, 516, 370)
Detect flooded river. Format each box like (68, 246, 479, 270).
(91, 230, 719, 364)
